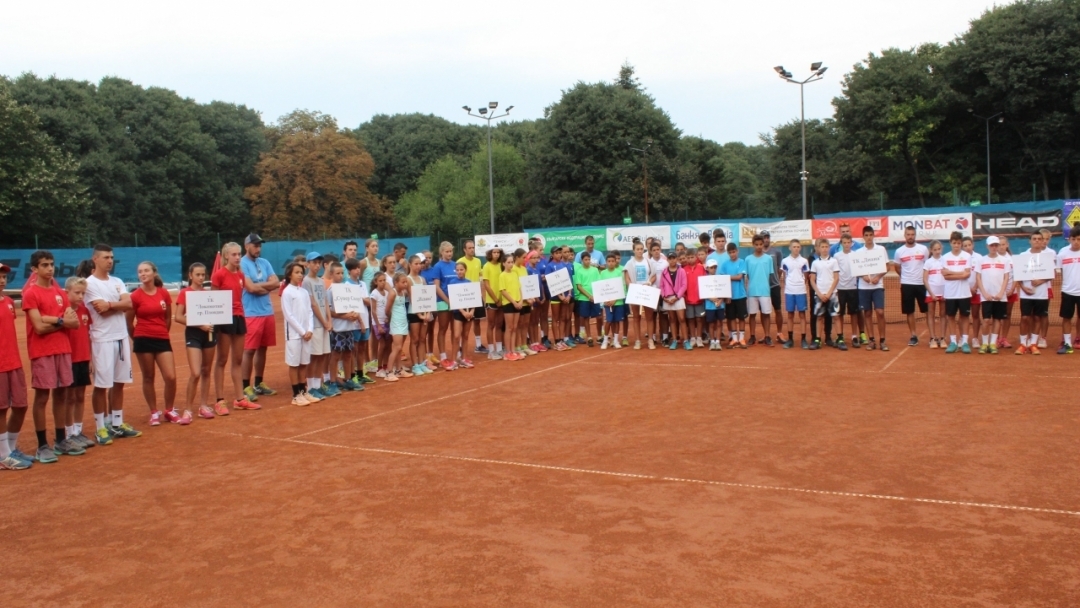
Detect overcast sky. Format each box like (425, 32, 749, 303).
(3, 0, 996, 145)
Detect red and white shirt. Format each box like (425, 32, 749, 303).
(0, 296, 21, 373)
(941, 251, 972, 300)
(974, 254, 1012, 300)
(893, 243, 929, 285)
(1057, 245, 1080, 296)
(22, 282, 72, 359)
(924, 255, 945, 297)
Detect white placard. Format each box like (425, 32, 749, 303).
(184, 290, 232, 326)
(625, 284, 661, 309)
(1012, 251, 1056, 281)
(331, 283, 366, 314)
(474, 233, 528, 255)
(519, 274, 541, 300)
(409, 285, 438, 313)
(591, 277, 626, 303)
(448, 282, 483, 310)
(697, 275, 732, 299)
(545, 267, 573, 296)
(849, 246, 889, 277)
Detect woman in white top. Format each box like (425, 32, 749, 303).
(281, 262, 317, 406)
(623, 241, 656, 349)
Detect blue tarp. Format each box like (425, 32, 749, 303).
(0, 247, 181, 285)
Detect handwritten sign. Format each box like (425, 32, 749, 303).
(544, 267, 573, 296)
(331, 283, 366, 314)
(409, 285, 437, 313)
(697, 275, 732, 299)
(519, 274, 541, 300)
(448, 282, 483, 310)
(849, 246, 888, 277)
(625, 284, 661, 309)
(184, 290, 231, 326)
(591, 277, 626, 304)
(1012, 251, 1055, 281)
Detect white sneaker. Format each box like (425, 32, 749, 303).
(600, 338, 609, 350)
(375, 369, 387, 378)
(634, 340, 641, 350)
(613, 340, 622, 349)
(648, 339, 655, 350)
(971, 338, 980, 348)
(1038, 338, 1048, 349)
(292, 394, 310, 407)
(302, 390, 322, 403)
(696, 337, 705, 348)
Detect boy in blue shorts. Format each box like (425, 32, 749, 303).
(720, 243, 748, 348)
(779, 239, 810, 349)
(858, 226, 889, 351)
(598, 252, 625, 349)
(573, 252, 601, 346)
(703, 258, 726, 351)
(327, 262, 363, 391)
(344, 258, 374, 384)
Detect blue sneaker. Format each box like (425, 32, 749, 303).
(669, 340, 678, 350)
(782, 340, 794, 349)
(945, 341, 958, 354)
(325, 383, 341, 397)
(684, 340, 692, 351)
(344, 379, 364, 391)
(475, 345, 490, 355)
(10, 448, 35, 464)
(961, 342, 972, 354)
(359, 373, 376, 385)
(308, 387, 327, 400)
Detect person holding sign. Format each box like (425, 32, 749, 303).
(131, 261, 185, 427)
(1056, 226, 1080, 354)
(720, 243, 748, 348)
(1016, 232, 1051, 355)
(598, 253, 626, 350)
(481, 248, 506, 360)
(212, 243, 256, 413)
(281, 262, 318, 406)
(941, 231, 973, 354)
(857, 226, 889, 351)
(499, 254, 526, 361)
(512, 250, 537, 357)
(382, 274, 414, 382)
(573, 252, 602, 347)
(548, 247, 575, 351)
(326, 262, 364, 390)
(405, 256, 435, 376)
(974, 236, 1012, 354)
(176, 264, 219, 420)
(703, 259, 725, 351)
(659, 251, 688, 350)
(623, 241, 656, 349)
(445, 262, 476, 369)
(431, 242, 460, 372)
(525, 252, 548, 354)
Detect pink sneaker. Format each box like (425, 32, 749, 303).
(149, 411, 162, 426)
(178, 410, 193, 425)
(458, 358, 474, 369)
(163, 409, 182, 424)
(441, 359, 454, 371)
(198, 405, 215, 419)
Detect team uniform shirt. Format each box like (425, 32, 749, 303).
(66, 303, 92, 363)
(22, 282, 73, 359)
(856, 246, 886, 290)
(780, 255, 810, 295)
(810, 257, 840, 296)
(211, 267, 246, 317)
(239, 256, 275, 317)
(430, 260, 458, 302)
(573, 266, 601, 301)
(831, 250, 858, 291)
(281, 284, 315, 340)
(975, 255, 1012, 300)
(923, 256, 945, 296)
(892, 243, 929, 285)
(500, 271, 523, 302)
(548, 261, 574, 299)
(745, 254, 774, 297)
(0, 295, 23, 372)
(84, 274, 129, 341)
(966, 252, 980, 295)
(482, 262, 503, 305)
(1020, 249, 1050, 300)
(647, 255, 668, 282)
(1056, 246, 1080, 296)
(130, 287, 172, 340)
(327, 283, 361, 332)
(442, 276, 472, 307)
(941, 251, 972, 300)
(457, 256, 482, 283)
(623, 257, 654, 286)
(719, 258, 748, 300)
(597, 268, 625, 305)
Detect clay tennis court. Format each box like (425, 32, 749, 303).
(6, 302, 1079, 606)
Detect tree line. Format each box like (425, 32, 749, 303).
(1, 0, 1076, 266)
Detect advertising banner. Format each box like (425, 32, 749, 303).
(738, 220, 812, 246)
(474, 233, 528, 256)
(605, 226, 672, 251)
(887, 214, 972, 242)
(670, 223, 739, 247)
(972, 210, 1061, 237)
(812, 217, 889, 242)
(1064, 200, 1080, 235)
(528, 228, 606, 253)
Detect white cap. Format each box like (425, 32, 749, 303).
(705, 259, 719, 268)
(416, 252, 427, 263)
(986, 236, 1000, 245)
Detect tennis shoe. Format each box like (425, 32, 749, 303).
(0, 455, 30, 470)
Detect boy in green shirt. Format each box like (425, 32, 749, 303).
(573, 252, 602, 347)
(598, 252, 626, 349)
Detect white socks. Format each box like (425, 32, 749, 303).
(111, 410, 123, 427)
(94, 413, 106, 430)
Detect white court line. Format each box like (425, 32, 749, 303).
(286, 351, 616, 440)
(202, 430, 1080, 518)
(879, 329, 925, 372)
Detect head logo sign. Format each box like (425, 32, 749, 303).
(973, 211, 1061, 237)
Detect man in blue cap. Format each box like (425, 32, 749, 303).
(240, 233, 280, 402)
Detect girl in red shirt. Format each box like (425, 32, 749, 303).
(131, 261, 187, 426)
(176, 263, 219, 420)
(211, 243, 257, 412)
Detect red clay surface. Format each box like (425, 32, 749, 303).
(5, 305, 1080, 607)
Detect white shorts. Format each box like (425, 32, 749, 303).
(91, 338, 133, 388)
(310, 327, 331, 356)
(747, 296, 774, 315)
(285, 338, 312, 367)
(662, 298, 686, 311)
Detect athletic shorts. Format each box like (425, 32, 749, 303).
(285, 338, 312, 367)
(31, 353, 73, 390)
(452, 310, 474, 323)
(971, 294, 982, 306)
(485, 303, 501, 312)
(662, 298, 685, 312)
(91, 338, 133, 388)
(184, 326, 217, 350)
(925, 293, 944, 303)
(837, 289, 859, 316)
(605, 304, 627, 323)
(858, 289, 885, 312)
(407, 313, 422, 324)
(70, 361, 91, 388)
(945, 298, 971, 317)
(576, 301, 601, 318)
(685, 303, 706, 319)
(901, 284, 928, 314)
(1007, 292, 1019, 304)
(982, 300, 1008, 320)
(218, 315, 247, 335)
(133, 337, 172, 354)
(519, 305, 532, 315)
(310, 327, 331, 356)
(726, 298, 748, 320)
(244, 315, 276, 350)
(1060, 292, 1080, 319)
(747, 296, 773, 315)
(501, 303, 522, 314)
(770, 284, 781, 313)
(785, 293, 807, 313)
(330, 330, 354, 353)
(1020, 299, 1049, 317)
(0, 368, 28, 409)
(351, 329, 370, 343)
(472, 305, 486, 319)
(705, 308, 725, 323)
(814, 294, 840, 318)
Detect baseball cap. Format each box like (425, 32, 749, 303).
(416, 252, 427, 263)
(759, 230, 771, 237)
(306, 251, 323, 262)
(245, 233, 264, 246)
(986, 236, 1000, 245)
(0, 263, 11, 274)
(705, 259, 718, 268)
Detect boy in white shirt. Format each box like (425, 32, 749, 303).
(941, 231, 973, 353)
(779, 239, 810, 349)
(809, 238, 841, 350)
(1017, 231, 1051, 355)
(1056, 224, 1080, 354)
(974, 236, 1011, 354)
(831, 234, 862, 349)
(962, 236, 982, 348)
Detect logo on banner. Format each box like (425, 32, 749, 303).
(955, 217, 969, 230)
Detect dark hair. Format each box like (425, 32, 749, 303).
(585, 236, 595, 243)
(187, 262, 206, 284)
(726, 242, 738, 252)
(345, 258, 361, 271)
(323, 253, 339, 265)
(580, 251, 591, 259)
(949, 231, 963, 242)
(93, 243, 113, 254)
(393, 242, 407, 252)
(284, 262, 305, 283)
(30, 250, 54, 268)
(372, 271, 386, 287)
(752, 235, 764, 244)
(76, 259, 95, 278)
(330, 261, 343, 271)
(343, 240, 358, 252)
(698, 233, 711, 244)
(549, 245, 559, 255)
(862, 226, 875, 235)
(513, 248, 527, 259)
(605, 252, 618, 260)
(712, 229, 726, 239)
(904, 224, 916, 232)
(486, 248, 503, 263)
(138, 261, 164, 287)
(464, 239, 475, 247)
(455, 261, 467, 271)
(840, 233, 853, 241)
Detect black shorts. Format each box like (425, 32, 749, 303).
(726, 298, 748, 320)
(901, 284, 928, 314)
(451, 310, 474, 323)
(70, 361, 91, 388)
(485, 303, 501, 312)
(472, 305, 486, 319)
(217, 315, 247, 335)
(184, 326, 217, 349)
(133, 337, 172, 354)
(982, 300, 1008, 320)
(1020, 299, 1049, 317)
(837, 289, 860, 316)
(770, 284, 781, 312)
(1059, 293, 1080, 319)
(705, 308, 725, 323)
(520, 305, 532, 315)
(407, 313, 422, 325)
(945, 298, 971, 317)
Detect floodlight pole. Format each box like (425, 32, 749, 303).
(464, 102, 513, 233)
(629, 140, 653, 223)
(775, 65, 826, 220)
(970, 111, 1003, 205)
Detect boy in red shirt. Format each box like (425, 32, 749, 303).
(682, 248, 708, 349)
(64, 277, 95, 449)
(19, 251, 82, 464)
(0, 264, 32, 469)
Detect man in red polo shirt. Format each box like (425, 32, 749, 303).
(0, 263, 32, 469)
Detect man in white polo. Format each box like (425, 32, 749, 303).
(891, 225, 930, 347)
